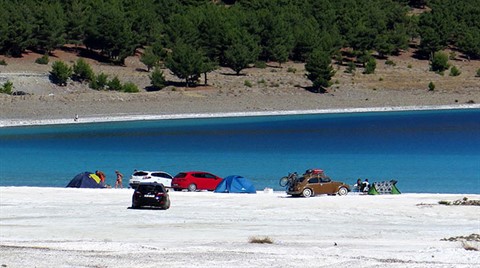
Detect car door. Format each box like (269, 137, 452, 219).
(152, 172, 172, 187)
(308, 178, 322, 194)
(193, 173, 207, 189)
(203, 172, 221, 190)
(316, 177, 336, 194)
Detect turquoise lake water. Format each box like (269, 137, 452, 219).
(0, 109, 479, 193)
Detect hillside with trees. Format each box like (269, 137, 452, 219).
(1, 0, 479, 92)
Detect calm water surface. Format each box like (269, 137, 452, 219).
(1, 109, 479, 193)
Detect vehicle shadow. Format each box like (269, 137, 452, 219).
(127, 207, 169, 210)
(277, 195, 302, 198)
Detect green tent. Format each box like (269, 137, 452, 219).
(368, 180, 401, 195)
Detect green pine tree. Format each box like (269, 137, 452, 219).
(305, 50, 335, 92)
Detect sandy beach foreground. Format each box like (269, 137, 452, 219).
(0, 187, 478, 267)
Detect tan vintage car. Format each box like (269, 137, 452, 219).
(285, 170, 350, 197)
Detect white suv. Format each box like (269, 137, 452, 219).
(129, 170, 173, 189)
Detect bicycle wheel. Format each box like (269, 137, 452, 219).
(279, 176, 289, 187)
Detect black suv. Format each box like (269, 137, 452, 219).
(132, 183, 170, 209)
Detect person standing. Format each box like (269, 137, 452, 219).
(363, 179, 370, 192)
(115, 170, 123, 189)
(95, 170, 106, 187)
(355, 179, 362, 192)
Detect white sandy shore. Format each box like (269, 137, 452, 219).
(0, 187, 479, 267)
(1, 104, 479, 128)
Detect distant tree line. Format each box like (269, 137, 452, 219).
(1, 0, 479, 90)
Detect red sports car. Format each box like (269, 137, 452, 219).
(172, 171, 223, 191)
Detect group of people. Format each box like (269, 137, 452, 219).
(355, 178, 370, 192)
(95, 170, 124, 188)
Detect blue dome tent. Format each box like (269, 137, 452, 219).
(214, 175, 256, 194)
(66, 172, 105, 188)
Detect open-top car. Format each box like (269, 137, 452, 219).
(282, 169, 350, 197)
(129, 170, 173, 189)
(131, 182, 170, 209)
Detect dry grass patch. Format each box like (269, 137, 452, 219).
(441, 234, 480, 251)
(249, 236, 274, 244)
(438, 197, 480, 206)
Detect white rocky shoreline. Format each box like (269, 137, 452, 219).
(1, 104, 479, 128)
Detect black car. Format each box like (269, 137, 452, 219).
(131, 183, 170, 209)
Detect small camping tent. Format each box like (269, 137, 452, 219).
(214, 175, 256, 194)
(368, 180, 401, 195)
(66, 172, 105, 188)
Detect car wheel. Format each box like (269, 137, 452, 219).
(302, 188, 313, 198)
(337, 187, 348, 196)
(162, 199, 171, 210)
(187, 184, 197, 192)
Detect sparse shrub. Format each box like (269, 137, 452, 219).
(407, 64, 412, 68)
(476, 68, 480, 77)
(357, 52, 371, 67)
(249, 236, 273, 244)
(50, 61, 72, 86)
(364, 57, 376, 74)
(258, 78, 266, 84)
(150, 67, 166, 90)
(89, 78, 99, 90)
(90, 72, 109, 90)
(73, 58, 94, 82)
(89, 73, 108, 90)
(385, 59, 396, 66)
(255, 61, 266, 69)
(140, 46, 160, 72)
(35, 54, 49, 65)
(428, 81, 435, 91)
(122, 82, 139, 93)
(379, 77, 384, 81)
(431, 51, 450, 73)
(270, 82, 279, 87)
(449, 51, 456, 60)
(345, 61, 356, 73)
(287, 67, 296, 73)
(334, 80, 339, 84)
(334, 51, 343, 65)
(0, 59, 7, 65)
(108, 76, 122, 91)
(96, 73, 108, 89)
(244, 80, 252, 87)
(1, 80, 13, 94)
(449, 66, 461, 76)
